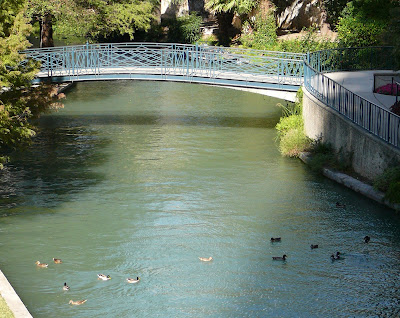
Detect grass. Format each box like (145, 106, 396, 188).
(0, 295, 14, 318)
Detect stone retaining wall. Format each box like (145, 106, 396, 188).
(302, 88, 400, 181)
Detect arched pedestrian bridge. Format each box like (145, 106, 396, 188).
(24, 43, 305, 96)
(24, 44, 398, 150)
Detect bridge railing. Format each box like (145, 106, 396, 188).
(22, 43, 305, 87)
(304, 46, 400, 148)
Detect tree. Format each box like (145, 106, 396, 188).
(205, 0, 259, 15)
(337, 0, 398, 47)
(0, 0, 63, 168)
(83, 0, 157, 42)
(26, 0, 158, 46)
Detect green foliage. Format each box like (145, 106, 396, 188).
(275, 114, 303, 139)
(205, 0, 259, 15)
(275, 29, 338, 53)
(27, 0, 157, 43)
(386, 7, 400, 69)
(165, 13, 203, 44)
(385, 181, 400, 204)
(321, 0, 350, 28)
(87, 0, 156, 41)
(0, 295, 14, 318)
(240, 11, 277, 50)
(275, 88, 312, 157)
(278, 125, 311, 157)
(374, 166, 400, 203)
(196, 34, 218, 46)
(307, 140, 335, 172)
(0, 0, 64, 169)
(0, 1, 38, 87)
(336, 0, 395, 47)
(374, 166, 400, 193)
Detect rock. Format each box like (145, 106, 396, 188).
(276, 0, 325, 31)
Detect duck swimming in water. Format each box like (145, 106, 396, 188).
(310, 244, 319, 249)
(272, 254, 287, 261)
(270, 237, 281, 242)
(97, 274, 111, 280)
(35, 261, 48, 268)
(63, 282, 70, 291)
(69, 299, 87, 305)
(199, 257, 213, 262)
(126, 277, 140, 284)
(331, 252, 342, 261)
(364, 235, 370, 243)
(53, 258, 62, 264)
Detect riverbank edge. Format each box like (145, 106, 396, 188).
(0, 270, 32, 318)
(299, 152, 400, 212)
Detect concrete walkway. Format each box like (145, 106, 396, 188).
(0, 271, 32, 317)
(326, 71, 399, 110)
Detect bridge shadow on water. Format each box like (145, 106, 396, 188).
(41, 114, 281, 129)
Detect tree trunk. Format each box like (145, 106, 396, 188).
(40, 14, 54, 48)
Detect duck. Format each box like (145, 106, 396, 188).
(364, 235, 370, 243)
(35, 261, 48, 268)
(331, 252, 342, 261)
(63, 282, 70, 291)
(270, 237, 281, 242)
(69, 300, 87, 305)
(126, 277, 140, 284)
(53, 258, 62, 264)
(97, 274, 111, 280)
(272, 254, 287, 261)
(336, 202, 346, 208)
(199, 257, 213, 262)
(310, 244, 319, 249)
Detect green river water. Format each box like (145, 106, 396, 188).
(0, 81, 399, 317)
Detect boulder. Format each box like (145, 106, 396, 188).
(276, 0, 325, 31)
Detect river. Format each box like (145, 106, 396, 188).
(0, 81, 399, 317)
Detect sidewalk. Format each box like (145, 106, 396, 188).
(326, 71, 398, 110)
(0, 270, 32, 318)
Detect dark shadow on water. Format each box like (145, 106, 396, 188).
(0, 121, 110, 214)
(0, 110, 279, 215)
(39, 114, 280, 129)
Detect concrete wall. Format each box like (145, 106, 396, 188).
(303, 88, 400, 180)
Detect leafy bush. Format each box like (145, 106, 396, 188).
(165, 13, 202, 44)
(374, 166, 400, 192)
(385, 181, 400, 203)
(374, 166, 400, 203)
(275, 88, 312, 157)
(337, 1, 391, 47)
(240, 11, 277, 50)
(275, 114, 303, 139)
(278, 125, 311, 157)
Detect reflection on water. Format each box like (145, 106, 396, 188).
(0, 81, 400, 317)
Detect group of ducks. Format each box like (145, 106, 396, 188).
(269, 234, 371, 262)
(36, 255, 214, 306)
(35, 258, 140, 306)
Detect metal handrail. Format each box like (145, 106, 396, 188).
(304, 48, 400, 147)
(22, 42, 305, 89)
(23, 42, 306, 61)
